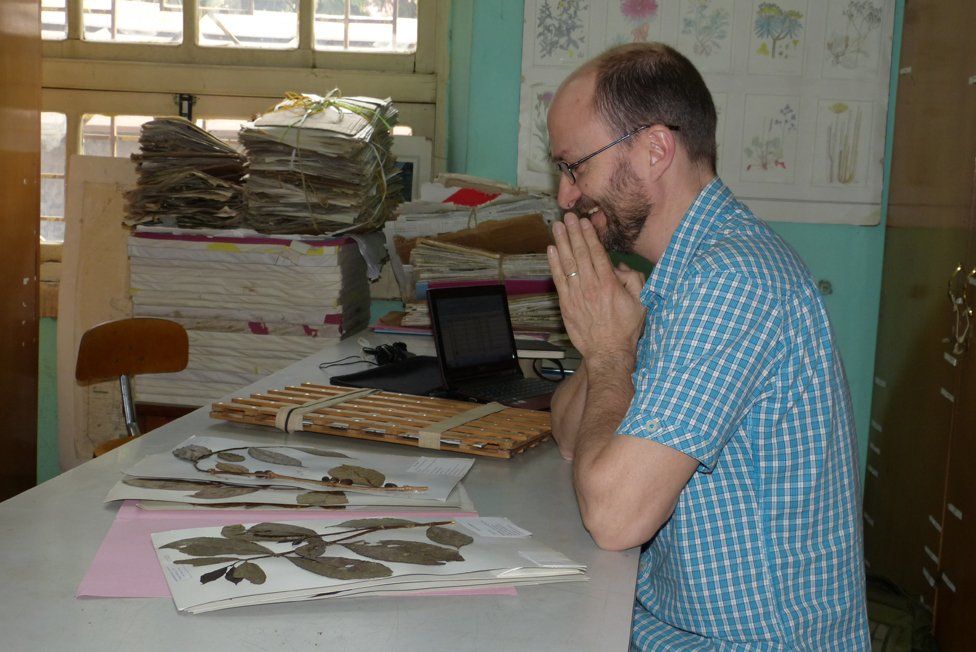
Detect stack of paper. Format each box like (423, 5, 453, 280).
(401, 292, 563, 334)
(152, 515, 586, 613)
(107, 435, 476, 511)
(125, 116, 247, 229)
(384, 176, 562, 301)
(241, 92, 402, 236)
(409, 239, 552, 283)
(129, 226, 370, 404)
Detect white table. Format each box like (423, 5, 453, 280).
(1, 337, 637, 651)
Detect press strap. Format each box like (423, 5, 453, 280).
(274, 388, 377, 433)
(417, 402, 506, 450)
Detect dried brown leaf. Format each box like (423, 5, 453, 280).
(200, 566, 226, 584)
(296, 491, 349, 507)
(287, 555, 392, 580)
(172, 445, 213, 462)
(217, 451, 246, 462)
(214, 462, 250, 474)
(342, 539, 464, 566)
(244, 522, 319, 541)
(328, 464, 386, 488)
(228, 561, 266, 585)
(221, 524, 247, 539)
(426, 526, 474, 549)
(248, 447, 303, 467)
(122, 477, 211, 492)
(174, 556, 240, 567)
(337, 517, 418, 529)
(191, 485, 260, 500)
(294, 540, 329, 559)
(293, 447, 350, 458)
(161, 536, 273, 556)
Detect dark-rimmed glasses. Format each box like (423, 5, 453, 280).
(555, 124, 680, 184)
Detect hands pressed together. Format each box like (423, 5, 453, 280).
(547, 213, 647, 361)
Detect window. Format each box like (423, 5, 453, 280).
(82, 0, 183, 44)
(62, 0, 418, 53)
(42, 0, 68, 40)
(198, 1, 297, 50)
(81, 114, 154, 157)
(41, 113, 68, 242)
(315, 0, 417, 52)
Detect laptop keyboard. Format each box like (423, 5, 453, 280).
(461, 377, 555, 402)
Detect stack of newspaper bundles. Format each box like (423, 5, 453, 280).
(241, 92, 402, 236)
(129, 226, 370, 404)
(105, 435, 476, 511)
(125, 116, 247, 229)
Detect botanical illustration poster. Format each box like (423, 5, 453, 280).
(518, 0, 896, 225)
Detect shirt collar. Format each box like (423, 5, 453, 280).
(640, 176, 734, 306)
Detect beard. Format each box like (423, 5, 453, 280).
(572, 160, 651, 254)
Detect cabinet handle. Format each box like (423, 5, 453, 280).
(949, 264, 972, 355)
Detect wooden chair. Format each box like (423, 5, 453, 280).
(75, 318, 189, 457)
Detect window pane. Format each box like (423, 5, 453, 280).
(41, 113, 67, 176)
(41, 218, 66, 243)
(198, 0, 298, 50)
(42, 0, 67, 40)
(82, 114, 154, 157)
(83, 0, 183, 44)
(315, 0, 417, 52)
(40, 179, 65, 220)
(197, 118, 247, 150)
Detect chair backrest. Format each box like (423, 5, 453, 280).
(76, 317, 189, 383)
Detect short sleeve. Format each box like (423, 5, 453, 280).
(617, 272, 783, 472)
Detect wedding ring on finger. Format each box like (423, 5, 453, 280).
(566, 271, 578, 278)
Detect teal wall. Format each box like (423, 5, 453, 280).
(448, 0, 905, 475)
(38, 319, 59, 482)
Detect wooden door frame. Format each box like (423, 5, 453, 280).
(0, 0, 41, 499)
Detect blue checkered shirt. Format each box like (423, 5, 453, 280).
(619, 179, 868, 650)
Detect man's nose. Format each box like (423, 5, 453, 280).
(556, 173, 581, 211)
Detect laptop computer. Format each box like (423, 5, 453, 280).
(427, 284, 556, 410)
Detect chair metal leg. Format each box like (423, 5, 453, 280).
(120, 374, 142, 437)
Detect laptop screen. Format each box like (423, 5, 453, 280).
(427, 285, 521, 384)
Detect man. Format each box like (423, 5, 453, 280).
(545, 43, 869, 649)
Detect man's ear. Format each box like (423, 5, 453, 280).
(644, 125, 676, 181)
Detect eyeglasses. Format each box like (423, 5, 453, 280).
(555, 123, 680, 184)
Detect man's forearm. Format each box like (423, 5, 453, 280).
(573, 354, 634, 463)
(572, 353, 636, 542)
(550, 362, 588, 459)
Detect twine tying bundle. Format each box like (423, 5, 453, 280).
(259, 89, 393, 234)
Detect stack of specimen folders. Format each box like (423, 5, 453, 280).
(240, 91, 402, 236)
(399, 290, 564, 335)
(124, 116, 248, 230)
(105, 435, 477, 511)
(383, 175, 562, 302)
(152, 516, 587, 613)
(128, 226, 370, 405)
